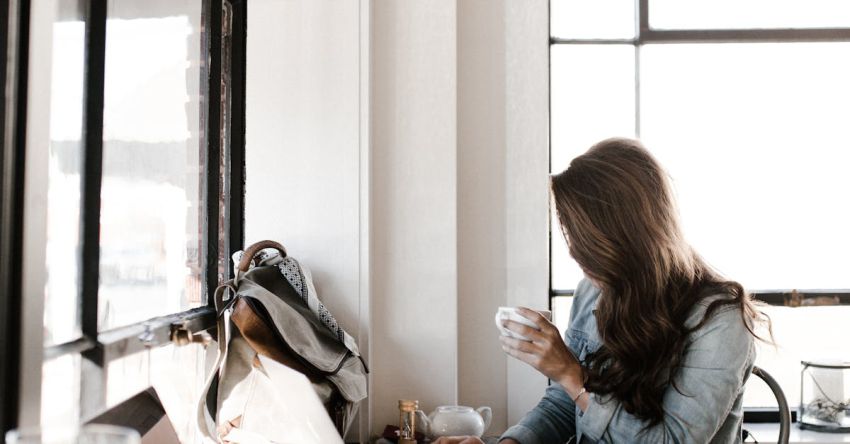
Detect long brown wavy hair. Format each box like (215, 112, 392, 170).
(550, 137, 770, 425)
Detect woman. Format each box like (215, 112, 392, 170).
(436, 138, 769, 444)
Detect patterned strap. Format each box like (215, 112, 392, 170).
(277, 257, 346, 343)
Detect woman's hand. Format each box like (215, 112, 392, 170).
(499, 308, 585, 396)
(432, 436, 485, 444)
(216, 416, 241, 443)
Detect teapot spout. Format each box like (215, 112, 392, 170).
(414, 409, 431, 436)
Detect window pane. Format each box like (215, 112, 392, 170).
(149, 343, 209, 444)
(106, 343, 208, 444)
(41, 354, 81, 430)
(41, 1, 85, 346)
(551, 0, 635, 39)
(99, 0, 206, 330)
(552, 212, 582, 291)
(641, 43, 850, 290)
(550, 44, 636, 290)
(650, 0, 850, 30)
(743, 306, 850, 408)
(551, 295, 575, 336)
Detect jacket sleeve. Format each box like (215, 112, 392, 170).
(500, 383, 577, 444)
(576, 306, 755, 443)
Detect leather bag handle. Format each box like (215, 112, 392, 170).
(238, 240, 287, 273)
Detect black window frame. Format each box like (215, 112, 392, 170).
(1, 0, 247, 433)
(548, 0, 850, 425)
(1, 0, 29, 434)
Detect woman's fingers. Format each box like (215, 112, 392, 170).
(500, 333, 538, 353)
(500, 318, 582, 384)
(500, 319, 544, 342)
(515, 307, 558, 335)
(500, 336, 540, 366)
(501, 317, 560, 347)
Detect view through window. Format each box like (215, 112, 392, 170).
(31, 0, 230, 441)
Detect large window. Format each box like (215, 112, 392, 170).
(2, 0, 246, 440)
(549, 0, 850, 413)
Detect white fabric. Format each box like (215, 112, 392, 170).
(219, 356, 344, 444)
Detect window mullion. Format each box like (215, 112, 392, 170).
(1, 0, 31, 434)
(98, 306, 216, 364)
(634, 44, 641, 138)
(79, 0, 106, 342)
(44, 337, 96, 362)
(642, 27, 850, 43)
(227, 0, 247, 267)
(638, 0, 649, 37)
(204, 0, 223, 305)
(78, 0, 108, 420)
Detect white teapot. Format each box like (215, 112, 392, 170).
(414, 405, 492, 438)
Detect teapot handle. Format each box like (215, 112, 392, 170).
(414, 409, 430, 435)
(476, 406, 492, 433)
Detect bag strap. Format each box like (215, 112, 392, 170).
(196, 241, 286, 441)
(197, 284, 240, 440)
(237, 240, 287, 273)
(215, 281, 237, 314)
(197, 305, 232, 439)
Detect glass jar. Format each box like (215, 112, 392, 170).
(799, 360, 850, 432)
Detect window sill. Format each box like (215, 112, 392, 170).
(743, 423, 850, 444)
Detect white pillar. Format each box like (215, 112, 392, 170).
(457, 0, 509, 433)
(504, 0, 551, 426)
(244, 0, 364, 440)
(369, 0, 460, 434)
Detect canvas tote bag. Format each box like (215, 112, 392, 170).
(197, 240, 367, 442)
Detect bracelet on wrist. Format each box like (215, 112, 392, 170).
(572, 387, 587, 403)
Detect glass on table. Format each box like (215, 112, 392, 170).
(5, 424, 140, 444)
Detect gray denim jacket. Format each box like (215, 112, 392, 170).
(501, 279, 755, 444)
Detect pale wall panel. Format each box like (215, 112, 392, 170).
(370, 0, 459, 434)
(245, 0, 361, 339)
(457, 0, 509, 434)
(505, 0, 551, 426)
(243, 0, 364, 439)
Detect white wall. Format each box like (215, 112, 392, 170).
(370, 0, 550, 434)
(370, 0, 459, 433)
(503, 0, 551, 425)
(243, 0, 366, 441)
(245, 0, 550, 439)
(456, 0, 509, 431)
(245, 0, 362, 350)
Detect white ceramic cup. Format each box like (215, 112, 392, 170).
(494, 307, 552, 341)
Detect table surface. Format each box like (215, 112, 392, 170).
(743, 423, 850, 444)
(374, 438, 501, 444)
(375, 426, 850, 444)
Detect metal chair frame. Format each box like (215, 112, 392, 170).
(747, 366, 791, 444)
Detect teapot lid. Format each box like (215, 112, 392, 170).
(435, 405, 474, 412)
